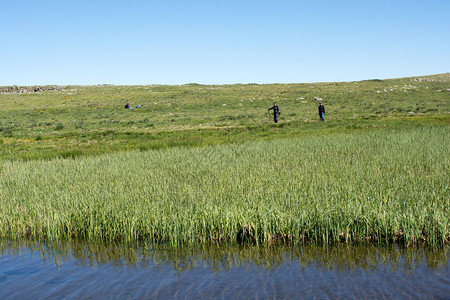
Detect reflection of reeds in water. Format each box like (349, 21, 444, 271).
(1, 239, 448, 274)
(0, 127, 448, 246)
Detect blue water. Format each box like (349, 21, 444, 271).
(1, 242, 449, 299)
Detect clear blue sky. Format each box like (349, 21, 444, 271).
(1, 0, 449, 85)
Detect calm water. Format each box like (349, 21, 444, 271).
(0, 240, 448, 299)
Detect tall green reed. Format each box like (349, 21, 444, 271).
(0, 126, 448, 246)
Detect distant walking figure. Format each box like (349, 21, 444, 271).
(318, 102, 325, 121)
(268, 102, 280, 123)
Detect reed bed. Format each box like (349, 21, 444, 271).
(0, 126, 448, 246)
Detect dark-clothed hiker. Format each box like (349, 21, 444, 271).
(318, 102, 325, 121)
(125, 102, 131, 109)
(268, 102, 280, 123)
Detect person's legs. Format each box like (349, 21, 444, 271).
(274, 114, 278, 123)
(320, 112, 325, 121)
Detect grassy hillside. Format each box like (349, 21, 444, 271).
(0, 73, 449, 160)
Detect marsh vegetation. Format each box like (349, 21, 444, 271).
(0, 74, 449, 246)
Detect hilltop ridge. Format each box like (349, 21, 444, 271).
(1, 73, 449, 92)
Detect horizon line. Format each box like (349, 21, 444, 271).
(1, 72, 448, 87)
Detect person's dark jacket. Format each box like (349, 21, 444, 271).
(268, 105, 280, 115)
(318, 104, 325, 114)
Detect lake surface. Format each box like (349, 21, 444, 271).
(1, 240, 448, 299)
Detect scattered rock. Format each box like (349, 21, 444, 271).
(0, 86, 64, 94)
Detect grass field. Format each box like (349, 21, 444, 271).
(0, 74, 449, 246)
(1, 73, 449, 160)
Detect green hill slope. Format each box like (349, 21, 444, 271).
(0, 73, 448, 160)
